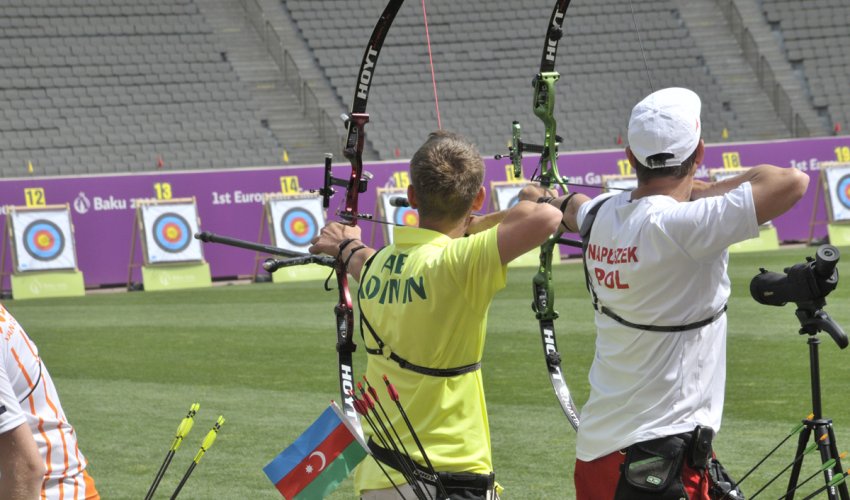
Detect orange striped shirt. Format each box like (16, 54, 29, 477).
(0, 304, 99, 500)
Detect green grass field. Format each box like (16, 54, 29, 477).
(5, 246, 850, 499)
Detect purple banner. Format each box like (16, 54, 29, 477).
(1, 135, 848, 289)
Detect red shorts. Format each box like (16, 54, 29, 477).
(575, 448, 711, 500)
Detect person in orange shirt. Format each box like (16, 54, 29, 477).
(0, 304, 99, 500)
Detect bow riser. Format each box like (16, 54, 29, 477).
(341, 113, 370, 223)
(533, 72, 562, 189)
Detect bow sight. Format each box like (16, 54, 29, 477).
(315, 152, 372, 222)
(494, 121, 564, 184)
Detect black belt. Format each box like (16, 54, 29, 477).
(596, 304, 728, 332)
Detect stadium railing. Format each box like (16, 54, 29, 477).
(240, 0, 344, 159)
(717, 0, 810, 138)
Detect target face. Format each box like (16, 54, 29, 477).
(152, 213, 192, 253)
(823, 163, 850, 223)
(280, 208, 318, 247)
(837, 174, 850, 209)
(268, 196, 325, 253)
(10, 207, 77, 272)
(393, 206, 419, 227)
(23, 219, 65, 261)
(140, 201, 203, 264)
(491, 183, 528, 211)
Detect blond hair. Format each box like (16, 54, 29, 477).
(409, 130, 484, 222)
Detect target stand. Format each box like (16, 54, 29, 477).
(1, 204, 85, 300)
(255, 193, 328, 283)
(128, 198, 211, 292)
(489, 181, 562, 267)
(815, 162, 850, 247)
(708, 168, 781, 253)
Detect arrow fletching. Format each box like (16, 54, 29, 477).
(171, 403, 200, 452)
(193, 416, 225, 464)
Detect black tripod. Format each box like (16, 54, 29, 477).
(783, 302, 849, 500)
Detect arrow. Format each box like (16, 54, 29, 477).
(800, 468, 850, 500)
(353, 389, 428, 499)
(145, 403, 200, 500)
(382, 375, 448, 499)
(777, 452, 846, 500)
(351, 392, 414, 500)
(720, 414, 813, 500)
(749, 434, 825, 499)
(170, 416, 225, 499)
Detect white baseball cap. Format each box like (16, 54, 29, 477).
(627, 87, 701, 168)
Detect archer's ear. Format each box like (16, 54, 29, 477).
(471, 186, 486, 211)
(694, 139, 705, 166)
(407, 185, 417, 209)
(625, 147, 637, 168)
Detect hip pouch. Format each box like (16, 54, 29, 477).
(369, 438, 496, 500)
(437, 471, 496, 500)
(614, 434, 689, 500)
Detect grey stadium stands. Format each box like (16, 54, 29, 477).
(284, 0, 744, 160)
(762, 0, 850, 135)
(0, 0, 282, 177)
(0, 0, 847, 175)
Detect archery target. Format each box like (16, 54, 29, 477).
(393, 206, 420, 227)
(152, 213, 192, 253)
(837, 175, 850, 209)
(379, 190, 417, 245)
(24, 220, 65, 261)
(491, 183, 528, 211)
(823, 163, 850, 222)
(10, 207, 77, 272)
(602, 176, 637, 192)
(141, 201, 203, 264)
(269, 196, 324, 252)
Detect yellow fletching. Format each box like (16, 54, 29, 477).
(193, 416, 225, 464)
(170, 403, 200, 451)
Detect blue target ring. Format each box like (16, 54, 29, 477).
(281, 208, 318, 247)
(393, 207, 419, 227)
(153, 213, 191, 253)
(837, 174, 850, 209)
(23, 220, 65, 261)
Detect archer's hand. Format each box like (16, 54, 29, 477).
(309, 222, 362, 257)
(518, 183, 559, 202)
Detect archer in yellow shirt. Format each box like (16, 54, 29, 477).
(310, 130, 561, 499)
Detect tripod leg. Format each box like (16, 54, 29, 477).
(824, 424, 850, 500)
(786, 423, 813, 500)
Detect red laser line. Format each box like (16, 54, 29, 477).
(421, 0, 441, 130)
